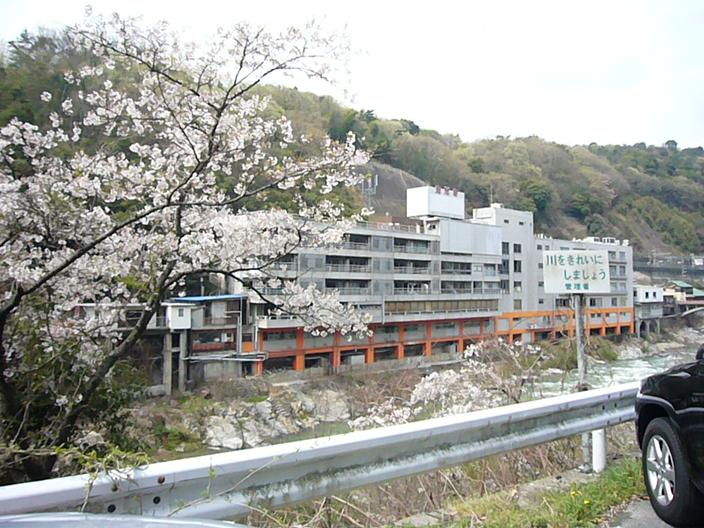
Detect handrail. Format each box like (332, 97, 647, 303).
(0, 382, 640, 520)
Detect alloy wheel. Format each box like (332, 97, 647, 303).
(646, 434, 676, 506)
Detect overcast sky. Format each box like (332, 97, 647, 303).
(1, 0, 703, 147)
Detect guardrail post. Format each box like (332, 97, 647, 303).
(591, 429, 607, 473)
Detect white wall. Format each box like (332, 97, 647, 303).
(634, 286, 663, 304)
(407, 186, 465, 220)
(438, 219, 502, 255)
(166, 305, 192, 330)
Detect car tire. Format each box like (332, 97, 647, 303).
(642, 417, 704, 527)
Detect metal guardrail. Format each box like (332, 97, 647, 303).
(0, 382, 639, 520)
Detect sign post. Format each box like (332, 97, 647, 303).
(543, 250, 610, 471)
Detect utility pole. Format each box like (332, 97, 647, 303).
(574, 294, 586, 389)
(574, 293, 592, 472)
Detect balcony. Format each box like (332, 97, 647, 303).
(203, 316, 238, 327)
(394, 266, 430, 275)
(354, 220, 420, 233)
(440, 288, 472, 294)
(258, 313, 303, 329)
(325, 264, 372, 273)
(335, 287, 373, 296)
(441, 269, 472, 276)
(394, 245, 430, 255)
(342, 241, 371, 251)
(393, 286, 431, 295)
(120, 314, 167, 330)
(384, 306, 499, 322)
(269, 259, 296, 269)
(192, 341, 237, 353)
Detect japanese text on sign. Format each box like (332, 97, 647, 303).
(542, 250, 610, 294)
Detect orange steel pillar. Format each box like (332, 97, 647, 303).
(332, 331, 341, 369)
(424, 322, 432, 357)
(629, 308, 635, 334)
(396, 325, 405, 360)
(294, 328, 305, 371)
(253, 361, 264, 376)
(365, 331, 375, 364)
(293, 353, 304, 371)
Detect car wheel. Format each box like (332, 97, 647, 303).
(642, 417, 704, 526)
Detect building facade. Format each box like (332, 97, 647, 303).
(633, 285, 664, 336)
(250, 186, 634, 376)
(81, 186, 635, 392)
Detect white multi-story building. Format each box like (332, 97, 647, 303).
(246, 186, 634, 375)
(83, 186, 636, 391)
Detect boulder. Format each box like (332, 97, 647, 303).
(205, 416, 243, 450)
(313, 389, 350, 422)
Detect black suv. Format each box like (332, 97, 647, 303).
(636, 346, 704, 527)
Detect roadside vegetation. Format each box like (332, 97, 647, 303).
(450, 457, 645, 528)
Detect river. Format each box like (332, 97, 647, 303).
(534, 343, 698, 398)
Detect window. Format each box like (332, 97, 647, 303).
(619, 251, 626, 260)
(538, 281, 544, 287)
(513, 281, 522, 293)
(645, 291, 650, 299)
(513, 299, 522, 310)
(513, 260, 522, 273)
(538, 298, 544, 305)
(473, 263, 483, 273)
(556, 298, 570, 308)
(502, 242, 509, 255)
(177, 308, 185, 317)
(500, 279, 509, 292)
(537, 244, 543, 250)
(519, 221, 525, 226)
(513, 243, 522, 253)
(611, 297, 618, 307)
(504, 219, 509, 224)
(538, 263, 543, 269)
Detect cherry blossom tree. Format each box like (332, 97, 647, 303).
(0, 12, 370, 482)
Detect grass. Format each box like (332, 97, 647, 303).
(450, 457, 646, 528)
(176, 394, 214, 415)
(245, 394, 269, 403)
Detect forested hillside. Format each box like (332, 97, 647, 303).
(3, 31, 703, 254)
(257, 84, 704, 254)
